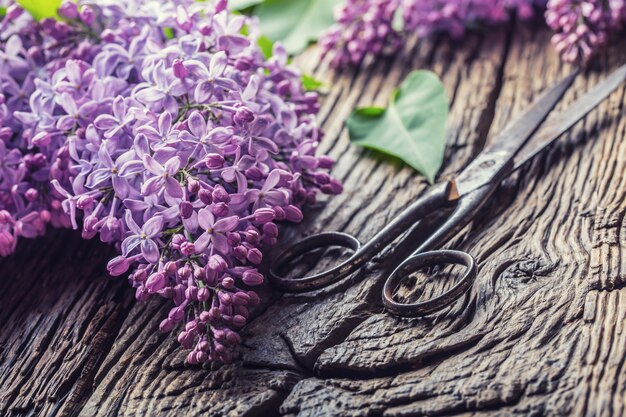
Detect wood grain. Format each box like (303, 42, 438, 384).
(1, 22, 625, 417)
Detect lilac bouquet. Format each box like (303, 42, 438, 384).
(321, 0, 626, 67)
(0, 0, 341, 364)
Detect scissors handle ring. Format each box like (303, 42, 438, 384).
(382, 250, 477, 317)
(269, 231, 363, 292)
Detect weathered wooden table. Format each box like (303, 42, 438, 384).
(2, 23, 626, 417)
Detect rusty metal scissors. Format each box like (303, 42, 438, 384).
(269, 65, 626, 317)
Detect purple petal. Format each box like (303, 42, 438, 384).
(197, 208, 214, 230)
(141, 239, 160, 263)
(194, 232, 210, 253)
(214, 216, 239, 233)
(143, 215, 164, 237)
(122, 235, 142, 256)
(164, 177, 183, 198)
(124, 210, 142, 235)
(141, 176, 163, 196)
(211, 233, 230, 254)
(187, 111, 206, 138)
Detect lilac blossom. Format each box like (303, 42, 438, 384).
(321, 0, 624, 68)
(0, 0, 342, 366)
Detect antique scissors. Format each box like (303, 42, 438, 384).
(269, 65, 626, 317)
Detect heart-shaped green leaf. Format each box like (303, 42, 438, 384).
(16, 0, 61, 20)
(255, 0, 335, 54)
(347, 70, 449, 183)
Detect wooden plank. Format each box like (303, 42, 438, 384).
(1, 22, 625, 416)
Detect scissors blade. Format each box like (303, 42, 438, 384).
(512, 63, 626, 172)
(453, 70, 579, 197)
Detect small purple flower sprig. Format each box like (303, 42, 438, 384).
(320, 0, 625, 68)
(2, 0, 342, 365)
(545, 0, 624, 63)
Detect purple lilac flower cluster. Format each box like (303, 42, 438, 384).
(1, 0, 341, 364)
(0, 2, 89, 257)
(546, 0, 625, 63)
(321, 0, 625, 68)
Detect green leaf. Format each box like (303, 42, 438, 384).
(255, 0, 335, 55)
(301, 74, 324, 91)
(16, 0, 61, 20)
(163, 27, 175, 40)
(347, 70, 449, 183)
(257, 35, 274, 59)
(230, 0, 264, 10)
(0, 7, 6, 17)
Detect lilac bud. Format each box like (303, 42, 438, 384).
(221, 276, 235, 289)
(58, 1, 78, 18)
(199, 311, 210, 322)
(318, 156, 334, 169)
(185, 286, 198, 301)
(284, 205, 304, 222)
(39, 210, 51, 223)
(233, 245, 247, 261)
(227, 232, 241, 245)
(198, 339, 210, 351)
(314, 172, 331, 185)
(234, 305, 249, 318)
(262, 222, 279, 238)
(186, 351, 198, 365)
(198, 188, 213, 205)
(185, 320, 198, 332)
(225, 331, 241, 344)
(273, 206, 286, 220)
(0, 210, 12, 224)
(208, 307, 221, 321)
(242, 269, 264, 286)
(179, 201, 193, 219)
(0, 230, 15, 257)
(181, 241, 196, 256)
(212, 186, 230, 203)
(76, 195, 94, 210)
(79, 5, 95, 26)
(164, 261, 178, 274)
(177, 266, 191, 281)
(132, 268, 147, 283)
(159, 318, 175, 333)
(232, 315, 247, 327)
(205, 153, 225, 169)
(211, 203, 229, 217)
(246, 248, 263, 265)
(207, 254, 228, 271)
(173, 58, 188, 79)
(244, 167, 263, 181)
(172, 234, 186, 250)
(107, 256, 130, 277)
(243, 228, 260, 244)
(218, 290, 232, 305)
(195, 351, 208, 363)
(233, 291, 250, 305)
(135, 286, 150, 302)
(25, 188, 38, 202)
(168, 306, 185, 322)
(233, 107, 255, 125)
(146, 272, 167, 293)
(253, 208, 275, 223)
(187, 178, 200, 194)
(178, 331, 194, 349)
(197, 287, 210, 302)
(247, 291, 261, 306)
